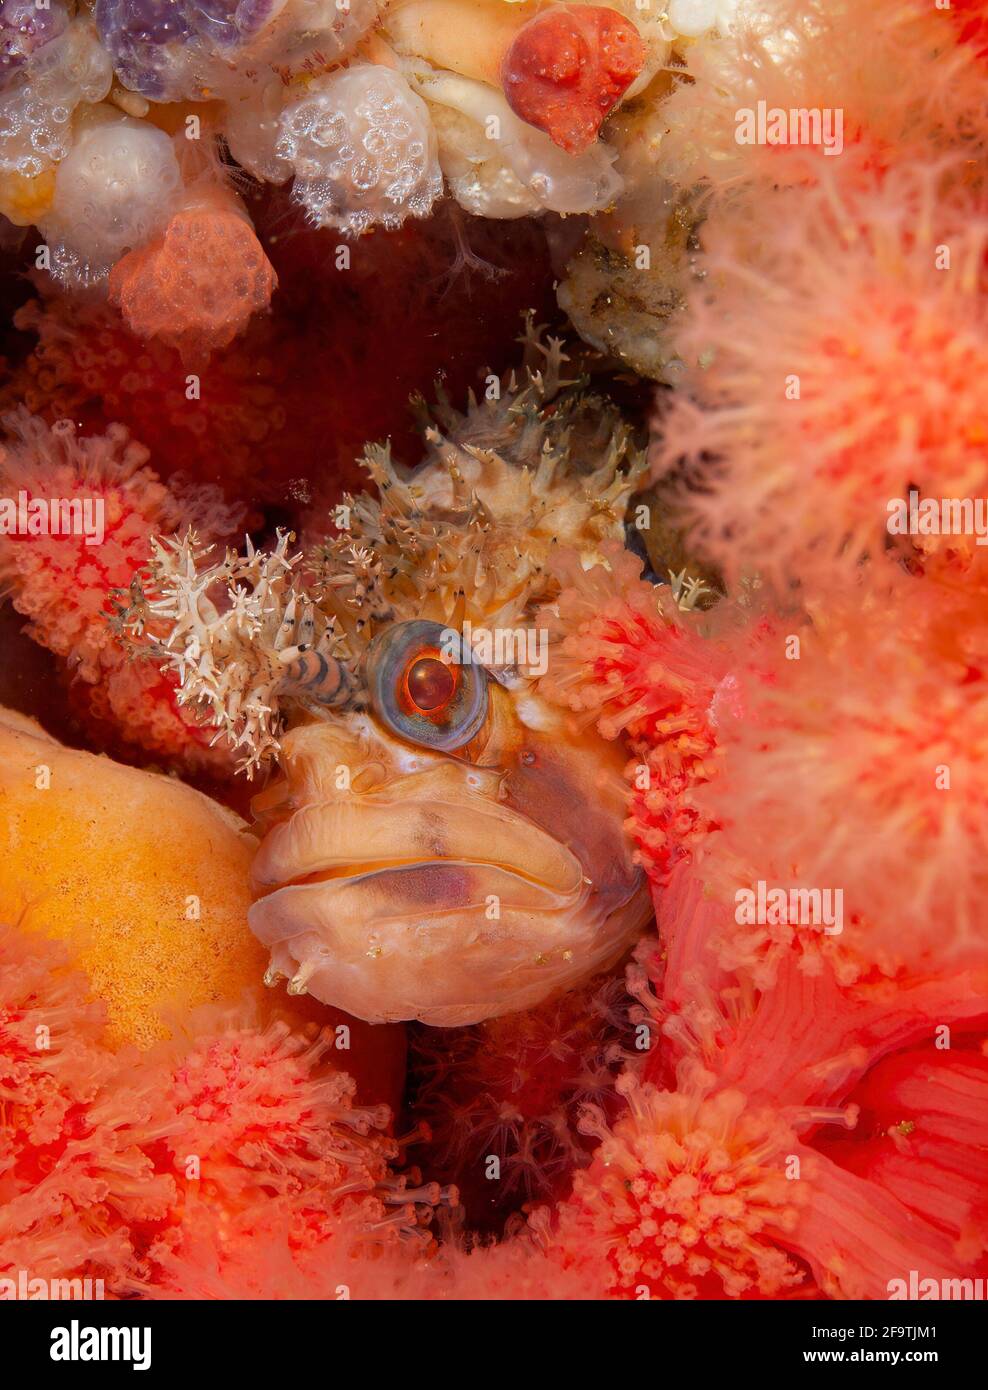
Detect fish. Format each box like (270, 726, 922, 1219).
(133, 324, 653, 1024)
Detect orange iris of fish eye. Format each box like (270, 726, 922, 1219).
(403, 652, 457, 715)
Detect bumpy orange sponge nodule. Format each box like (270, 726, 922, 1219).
(108, 196, 277, 364)
(501, 4, 646, 154)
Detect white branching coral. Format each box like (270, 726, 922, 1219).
(126, 531, 355, 776)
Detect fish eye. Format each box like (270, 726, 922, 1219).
(406, 655, 455, 712)
(365, 619, 489, 751)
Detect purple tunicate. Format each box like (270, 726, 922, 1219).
(0, 0, 69, 86)
(95, 0, 197, 99)
(96, 0, 292, 97)
(189, 0, 288, 50)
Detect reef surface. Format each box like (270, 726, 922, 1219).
(0, 0, 987, 1306)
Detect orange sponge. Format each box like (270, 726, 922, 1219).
(108, 196, 277, 364)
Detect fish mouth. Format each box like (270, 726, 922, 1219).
(246, 788, 648, 1026)
(249, 858, 586, 947)
(284, 857, 580, 899)
(249, 796, 586, 901)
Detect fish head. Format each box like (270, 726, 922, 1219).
(248, 613, 650, 1025)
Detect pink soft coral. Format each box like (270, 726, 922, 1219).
(651, 163, 988, 597)
(0, 410, 242, 769)
(540, 545, 725, 747)
(688, 575, 988, 979)
(0, 925, 452, 1297)
(658, 0, 988, 199)
(539, 545, 775, 889)
(144, 1202, 603, 1300)
(545, 894, 988, 1299)
(553, 1075, 812, 1299)
(140, 1005, 451, 1277)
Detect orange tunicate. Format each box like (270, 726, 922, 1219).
(0, 165, 56, 226)
(108, 192, 277, 364)
(500, 4, 646, 154)
(0, 706, 262, 1049)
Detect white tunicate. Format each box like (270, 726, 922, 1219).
(666, 0, 722, 39)
(276, 0, 380, 70)
(447, 160, 541, 220)
(233, 0, 383, 93)
(41, 111, 182, 287)
(212, 0, 381, 101)
(224, 79, 293, 184)
(277, 64, 443, 236)
(0, 21, 113, 177)
(506, 124, 623, 216)
(427, 100, 540, 219)
(414, 70, 623, 218)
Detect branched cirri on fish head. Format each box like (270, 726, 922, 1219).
(128, 324, 654, 1025)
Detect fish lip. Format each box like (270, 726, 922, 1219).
(280, 856, 585, 897)
(250, 795, 587, 896)
(246, 858, 591, 954)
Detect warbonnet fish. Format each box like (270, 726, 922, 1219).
(130, 326, 653, 1025)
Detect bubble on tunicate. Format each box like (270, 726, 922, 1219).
(40, 112, 182, 287)
(0, 20, 113, 176)
(277, 64, 442, 236)
(44, 239, 114, 290)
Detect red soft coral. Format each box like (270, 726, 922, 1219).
(0, 409, 242, 770)
(0, 926, 174, 1292)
